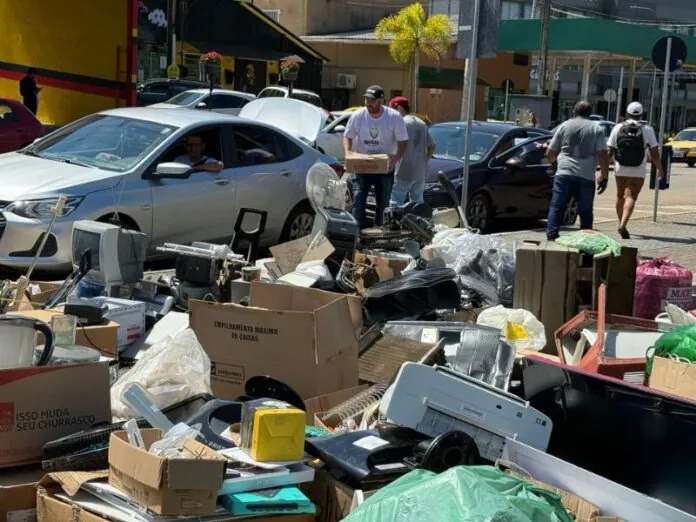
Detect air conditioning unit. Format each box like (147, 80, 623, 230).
(337, 73, 357, 89)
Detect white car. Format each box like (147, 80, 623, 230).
(0, 105, 339, 271)
(257, 86, 323, 108)
(315, 112, 351, 162)
(150, 88, 256, 115)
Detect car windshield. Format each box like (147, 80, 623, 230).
(291, 92, 322, 107)
(29, 114, 177, 172)
(430, 126, 499, 162)
(675, 130, 696, 141)
(166, 91, 205, 106)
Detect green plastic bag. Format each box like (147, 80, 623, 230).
(344, 466, 573, 522)
(646, 325, 696, 375)
(555, 230, 622, 257)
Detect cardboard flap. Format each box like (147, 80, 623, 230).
(108, 431, 166, 489)
(250, 282, 337, 312)
(40, 471, 109, 497)
(314, 297, 358, 360)
(164, 440, 226, 489)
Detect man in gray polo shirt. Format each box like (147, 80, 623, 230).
(545, 100, 610, 240)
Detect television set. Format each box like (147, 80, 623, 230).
(71, 220, 149, 287)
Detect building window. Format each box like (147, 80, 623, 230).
(262, 9, 281, 23)
(501, 1, 522, 20)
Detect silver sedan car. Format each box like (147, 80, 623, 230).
(0, 106, 338, 271)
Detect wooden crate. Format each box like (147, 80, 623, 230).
(513, 242, 637, 353)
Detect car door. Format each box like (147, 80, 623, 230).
(210, 94, 247, 115)
(488, 134, 553, 218)
(226, 123, 303, 241)
(148, 125, 236, 245)
(0, 103, 23, 153)
(316, 113, 349, 161)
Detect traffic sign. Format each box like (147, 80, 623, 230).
(603, 89, 617, 103)
(167, 64, 180, 79)
(652, 36, 687, 72)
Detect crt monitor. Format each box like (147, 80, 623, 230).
(71, 220, 149, 286)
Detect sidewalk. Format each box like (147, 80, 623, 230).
(497, 212, 696, 272)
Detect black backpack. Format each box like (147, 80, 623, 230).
(615, 122, 645, 167)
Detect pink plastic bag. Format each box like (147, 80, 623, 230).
(633, 258, 693, 319)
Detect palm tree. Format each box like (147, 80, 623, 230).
(375, 3, 452, 111)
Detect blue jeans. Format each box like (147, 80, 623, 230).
(546, 174, 595, 240)
(390, 177, 425, 205)
(351, 173, 394, 229)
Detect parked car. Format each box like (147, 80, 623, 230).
(315, 111, 351, 161)
(150, 88, 256, 115)
(0, 106, 338, 271)
(420, 121, 575, 233)
(136, 78, 216, 106)
(257, 86, 323, 107)
(0, 98, 44, 153)
(667, 128, 696, 167)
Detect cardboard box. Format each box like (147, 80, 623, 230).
(17, 282, 63, 311)
(190, 282, 361, 400)
(353, 252, 409, 292)
(0, 363, 111, 468)
(0, 466, 44, 522)
(345, 152, 390, 174)
(304, 385, 368, 427)
(302, 469, 355, 522)
(37, 472, 316, 522)
(108, 429, 226, 516)
(650, 356, 696, 401)
(8, 309, 119, 357)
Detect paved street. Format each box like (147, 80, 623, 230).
(498, 164, 696, 272)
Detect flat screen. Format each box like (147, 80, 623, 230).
(72, 230, 101, 270)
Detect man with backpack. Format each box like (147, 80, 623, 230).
(607, 102, 664, 239)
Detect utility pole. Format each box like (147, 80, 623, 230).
(536, 0, 551, 96)
(531, 0, 539, 18)
(167, 0, 177, 66)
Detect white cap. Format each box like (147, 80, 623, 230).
(627, 101, 644, 116)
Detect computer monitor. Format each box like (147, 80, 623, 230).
(71, 220, 149, 286)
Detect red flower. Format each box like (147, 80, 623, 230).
(200, 51, 222, 63)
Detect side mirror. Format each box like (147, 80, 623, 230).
(196, 102, 207, 109)
(504, 157, 526, 173)
(333, 125, 346, 133)
(153, 162, 192, 179)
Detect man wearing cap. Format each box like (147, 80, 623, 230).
(388, 96, 435, 205)
(607, 101, 664, 239)
(343, 85, 409, 229)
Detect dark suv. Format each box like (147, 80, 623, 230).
(136, 78, 219, 107)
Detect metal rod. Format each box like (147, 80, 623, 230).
(536, 0, 551, 96)
(648, 66, 657, 126)
(459, 0, 482, 229)
(615, 66, 624, 123)
(504, 82, 510, 122)
(653, 37, 672, 223)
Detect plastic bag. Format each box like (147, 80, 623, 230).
(555, 230, 621, 256)
(430, 228, 515, 306)
(646, 325, 696, 375)
(344, 466, 572, 522)
(477, 305, 546, 352)
(111, 328, 213, 421)
(633, 258, 693, 320)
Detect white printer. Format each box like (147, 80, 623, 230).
(380, 363, 552, 462)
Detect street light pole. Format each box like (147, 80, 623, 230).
(536, 0, 551, 96)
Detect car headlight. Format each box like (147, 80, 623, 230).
(6, 196, 84, 218)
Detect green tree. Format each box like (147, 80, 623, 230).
(375, 3, 452, 111)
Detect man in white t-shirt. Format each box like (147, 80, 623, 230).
(173, 134, 224, 172)
(607, 102, 664, 239)
(343, 85, 409, 229)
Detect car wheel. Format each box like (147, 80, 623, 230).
(466, 194, 493, 233)
(563, 198, 579, 226)
(281, 202, 314, 242)
(688, 161, 695, 168)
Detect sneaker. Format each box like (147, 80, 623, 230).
(618, 227, 630, 240)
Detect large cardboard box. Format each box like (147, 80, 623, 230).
(0, 363, 111, 468)
(0, 467, 44, 522)
(344, 152, 390, 174)
(8, 309, 119, 356)
(650, 356, 696, 401)
(108, 429, 226, 516)
(190, 283, 361, 400)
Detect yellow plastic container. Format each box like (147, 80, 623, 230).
(248, 408, 305, 462)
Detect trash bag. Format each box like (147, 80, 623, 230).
(477, 305, 546, 352)
(430, 228, 515, 306)
(555, 230, 621, 256)
(633, 258, 693, 320)
(111, 328, 213, 421)
(344, 466, 573, 522)
(646, 325, 696, 375)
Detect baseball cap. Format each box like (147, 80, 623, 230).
(363, 85, 385, 99)
(627, 101, 644, 116)
(389, 96, 409, 109)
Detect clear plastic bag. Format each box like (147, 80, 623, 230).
(477, 305, 546, 352)
(430, 228, 515, 306)
(111, 328, 213, 421)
